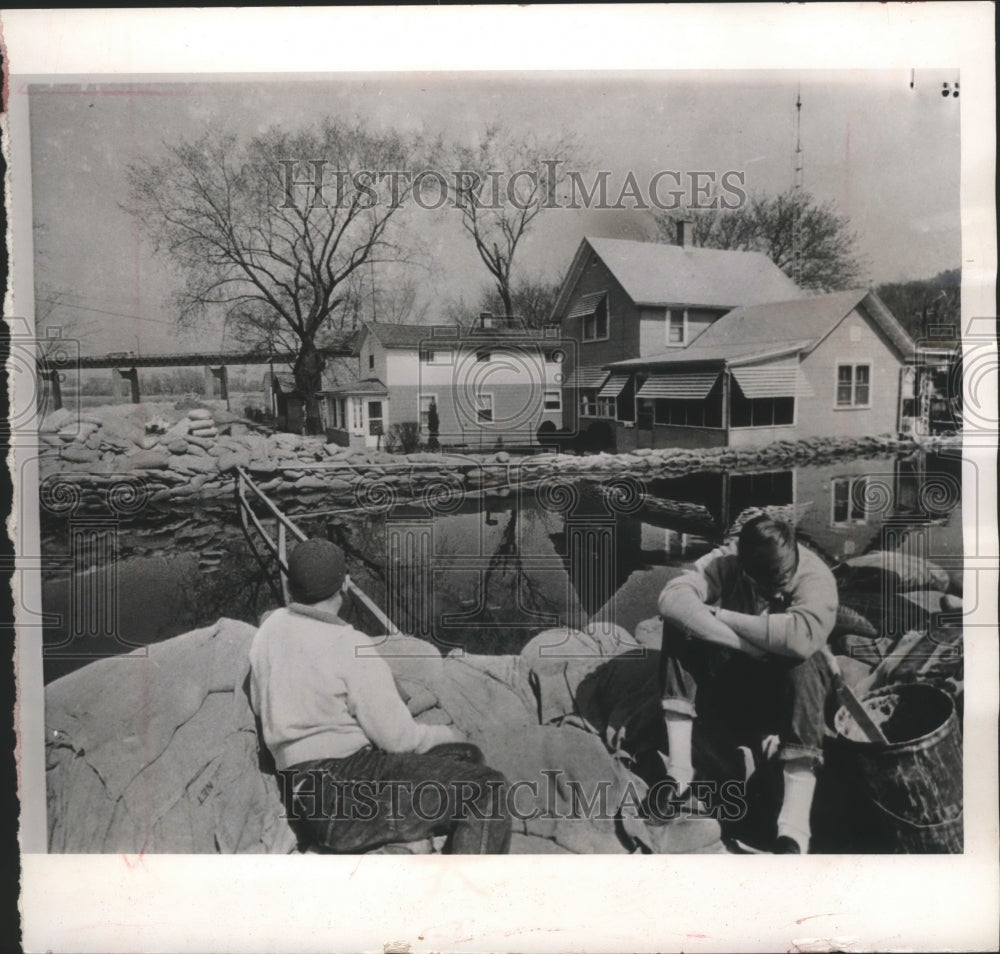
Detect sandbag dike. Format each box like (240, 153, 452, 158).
(45, 548, 963, 856)
(35, 401, 954, 513)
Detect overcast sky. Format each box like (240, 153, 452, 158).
(29, 69, 961, 355)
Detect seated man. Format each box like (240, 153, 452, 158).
(250, 538, 512, 854)
(655, 515, 838, 853)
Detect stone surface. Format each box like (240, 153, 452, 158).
(127, 450, 171, 470)
(61, 446, 100, 464)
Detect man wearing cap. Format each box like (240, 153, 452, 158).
(249, 538, 512, 854)
(654, 515, 838, 853)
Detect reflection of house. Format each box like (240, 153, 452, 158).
(552, 227, 803, 444)
(602, 288, 915, 451)
(323, 316, 563, 449)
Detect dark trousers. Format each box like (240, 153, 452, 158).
(658, 623, 832, 767)
(280, 742, 512, 854)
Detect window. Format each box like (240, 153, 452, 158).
(651, 386, 725, 429)
(352, 399, 364, 430)
(836, 363, 871, 407)
(730, 390, 795, 428)
(339, 398, 347, 429)
(667, 309, 685, 345)
(368, 354, 375, 370)
(582, 299, 609, 342)
(579, 389, 613, 417)
(832, 476, 869, 525)
(368, 401, 383, 437)
(476, 392, 494, 423)
(420, 349, 452, 365)
(544, 389, 562, 412)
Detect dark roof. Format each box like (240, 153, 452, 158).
(553, 237, 804, 318)
(364, 323, 450, 349)
(324, 377, 388, 396)
(608, 289, 915, 370)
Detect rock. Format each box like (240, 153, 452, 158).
(169, 455, 219, 475)
(40, 408, 75, 433)
(61, 446, 100, 464)
(293, 476, 328, 490)
(127, 450, 171, 470)
(187, 408, 214, 421)
(217, 449, 251, 473)
(167, 440, 189, 455)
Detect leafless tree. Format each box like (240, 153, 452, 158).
(654, 189, 866, 292)
(452, 124, 578, 318)
(125, 120, 430, 433)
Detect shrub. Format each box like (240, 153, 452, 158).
(384, 421, 421, 454)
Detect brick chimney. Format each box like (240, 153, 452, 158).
(675, 217, 694, 248)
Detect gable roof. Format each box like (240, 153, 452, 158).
(552, 237, 804, 317)
(363, 323, 448, 349)
(607, 288, 916, 370)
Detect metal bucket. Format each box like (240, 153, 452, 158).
(833, 683, 962, 853)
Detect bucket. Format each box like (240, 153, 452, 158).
(833, 683, 963, 853)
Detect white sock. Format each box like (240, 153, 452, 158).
(662, 713, 695, 792)
(777, 760, 817, 852)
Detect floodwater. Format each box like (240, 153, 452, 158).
(39, 450, 963, 683)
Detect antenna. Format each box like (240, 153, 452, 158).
(792, 86, 804, 285)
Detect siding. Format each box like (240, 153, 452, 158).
(388, 382, 560, 446)
(797, 306, 902, 438)
(559, 255, 641, 432)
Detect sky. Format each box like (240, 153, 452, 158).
(28, 69, 962, 356)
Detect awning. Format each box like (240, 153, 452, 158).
(637, 371, 720, 400)
(567, 292, 606, 319)
(563, 366, 610, 389)
(598, 373, 630, 398)
(730, 360, 801, 399)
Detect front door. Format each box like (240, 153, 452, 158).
(366, 400, 384, 448)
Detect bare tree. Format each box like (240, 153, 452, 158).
(452, 124, 578, 317)
(125, 120, 429, 433)
(473, 276, 561, 329)
(654, 190, 866, 292)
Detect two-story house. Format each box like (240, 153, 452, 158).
(322, 316, 564, 450)
(552, 225, 803, 447)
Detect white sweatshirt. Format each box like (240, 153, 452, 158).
(249, 607, 456, 771)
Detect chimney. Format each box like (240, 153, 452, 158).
(675, 217, 693, 248)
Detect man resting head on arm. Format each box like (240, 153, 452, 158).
(654, 515, 838, 853)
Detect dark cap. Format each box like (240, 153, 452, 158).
(287, 539, 347, 603)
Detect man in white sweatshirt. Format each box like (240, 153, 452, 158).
(250, 538, 511, 853)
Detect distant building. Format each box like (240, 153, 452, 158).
(322, 316, 563, 450)
(552, 228, 804, 447)
(604, 288, 916, 451)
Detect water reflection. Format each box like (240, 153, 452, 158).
(40, 450, 962, 679)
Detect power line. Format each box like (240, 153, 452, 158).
(35, 298, 179, 326)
